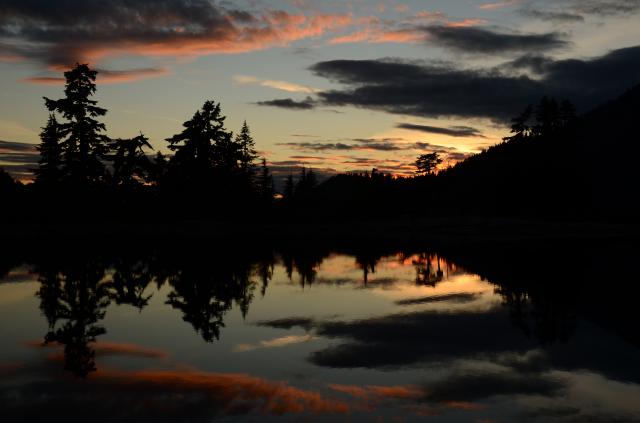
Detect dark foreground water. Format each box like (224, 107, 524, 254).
(0, 241, 639, 422)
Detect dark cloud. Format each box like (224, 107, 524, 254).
(520, 9, 585, 22)
(0, 140, 37, 153)
(570, 0, 640, 16)
(0, 140, 38, 180)
(397, 123, 485, 138)
(255, 97, 317, 110)
(422, 26, 569, 54)
(277, 138, 463, 154)
(309, 308, 534, 368)
(277, 141, 398, 151)
(395, 292, 482, 306)
(422, 369, 565, 403)
(307, 45, 640, 121)
(0, 0, 351, 76)
(256, 317, 316, 331)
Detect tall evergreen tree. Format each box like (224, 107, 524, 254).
(235, 121, 258, 176)
(44, 64, 109, 184)
(35, 114, 62, 186)
(165, 100, 233, 186)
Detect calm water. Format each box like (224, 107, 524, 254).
(0, 243, 639, 422)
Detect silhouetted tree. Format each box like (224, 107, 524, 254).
(257, 158, 274, 205)
(504, 104, 533, 142)
(283, 174, 295, 202)
(534, 96, 561, 137)
(107, 258, 153, 311)
(34, 114, 62, 186)
(415, 153, 442, 176)
(559, 100, 577, 127)
(236, 121, 258, 175)
(294, 167, 318, 203)
(37, 260, 110, 377)
(166, 100, 230, 185)
(110, 134, 153, 188)
(44, 63, 110, 184)
(0, 168, 17, 194)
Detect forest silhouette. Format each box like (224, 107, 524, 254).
(1, 63, 639, 222)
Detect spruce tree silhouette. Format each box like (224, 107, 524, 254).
(44, 64, 109, 185)
(166, 100, 228, 185)
(236, 121, 258, 176)
(34, 114, 62, 186)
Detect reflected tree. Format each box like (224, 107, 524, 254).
(106, 257, 154, 311)
(413, 253, 445, 287)
(36, 260, 110, 377)
(164, 254, 258, 342)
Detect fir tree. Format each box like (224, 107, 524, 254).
(235, 121, 258, 176)
(165, 100, 233, 186)
(35, 114, 62, 186)
(44, 64, 110, 184)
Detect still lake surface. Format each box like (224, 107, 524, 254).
(0, 242, 639, 422)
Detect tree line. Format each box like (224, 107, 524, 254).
(25, 64, 274, 217)
(1, 63, 637, 221)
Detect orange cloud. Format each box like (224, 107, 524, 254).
(478, 1, 520, 10)
(26, 340, 168, 359)
(445, 18, 488, 28)
(328, 383, 422, 400)
(22, 68, 170, 85)
(58, 12, 353, 65)
(100, 369, 350, 415)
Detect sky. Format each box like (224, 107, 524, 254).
(0, 0, 639, 180)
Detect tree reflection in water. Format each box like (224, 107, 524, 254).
(15, 241, 634, 378)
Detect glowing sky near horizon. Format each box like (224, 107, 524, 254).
(0, 0, 639, 177)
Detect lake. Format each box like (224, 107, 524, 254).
(1, 240, 639, 422)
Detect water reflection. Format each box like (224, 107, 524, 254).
(0, 241, 638, 421)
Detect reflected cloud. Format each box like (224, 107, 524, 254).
(233, 335, 317, 352)
(395, 292, 483, 306)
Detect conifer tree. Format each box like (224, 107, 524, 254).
(44, 64, 109, 184)
(235, 121, 258, 176)
(165, 100, 233, 186)
(415, 153, 443, 176)
(35, 114, 62, 186)
(110, 134, 153, 188)
(257, 158, 274, 204)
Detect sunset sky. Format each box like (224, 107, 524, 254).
(1, 0, 639, 179)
